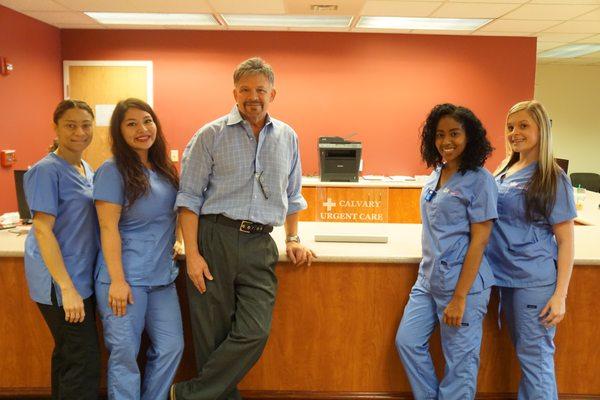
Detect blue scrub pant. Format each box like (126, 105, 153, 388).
(500, 284, 558, 400)
(395, 280, 490, 400)
(96, 282, 184, 400)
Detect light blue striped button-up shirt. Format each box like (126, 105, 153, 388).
(175, 105, 307, 227)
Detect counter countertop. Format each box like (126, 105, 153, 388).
(575, 189, 600, 226)
(3, 222, 600, 265)
(302, 176, 424, 188)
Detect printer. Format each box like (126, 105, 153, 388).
(318, 136, 362, 182)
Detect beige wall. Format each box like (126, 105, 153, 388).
(534, 64, 600, 175)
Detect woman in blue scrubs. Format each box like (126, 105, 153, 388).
(487, 100, 576, 399)
(94, 98, 184, 399)
(395, 104, 497, 400)
(24, 99, 100, 399)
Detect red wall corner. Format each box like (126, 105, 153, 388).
(0, 5, 62, 213)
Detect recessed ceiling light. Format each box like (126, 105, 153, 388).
(538, 44, 600, 58)
(85, 12, 218, 26)
(357, 16, 490, 31)
(222, 14, 352, 28)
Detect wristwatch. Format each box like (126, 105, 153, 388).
(285, 234, 300, 243)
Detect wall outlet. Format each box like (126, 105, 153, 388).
(170, 149, 179, 162)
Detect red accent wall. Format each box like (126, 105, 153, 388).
(0, 5, 62, 213)
(61, 29, 535, 179)
(0, 23, 536, 213)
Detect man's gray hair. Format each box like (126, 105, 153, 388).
(233, 57, 275, 86)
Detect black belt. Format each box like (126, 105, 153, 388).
(201, 214, 273, 234)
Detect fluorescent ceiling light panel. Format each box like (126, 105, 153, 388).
(357, 16, 490, 31)
(85, 12, 218, 26)
(538, 44, 600, 58)
(222, 14, 352, 28)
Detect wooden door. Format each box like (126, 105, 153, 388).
(64, 61, 152, 169)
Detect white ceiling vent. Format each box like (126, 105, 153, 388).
(310, 5, 339, 12)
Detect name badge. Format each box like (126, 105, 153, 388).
(425, 188, 437, 202)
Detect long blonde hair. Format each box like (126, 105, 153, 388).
(496, 100, 560, 221)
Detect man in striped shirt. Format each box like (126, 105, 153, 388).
(172, 57, 315, 400)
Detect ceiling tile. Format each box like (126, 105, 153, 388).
(226, 25, 285, 31)
(537, 32, 596, 42)
(579, 49, 600, 58)
(91, 23, 222, 30)
(567, 57, 600, 65)
(288, 26, 351, 32)
(577, 33, 600, 42)
(162, 24, 225, 30)
(432, 3, 520, 18)
(529, 0, 600, 4)
(477, 19, 559, 33)
(208, 0, 285, 14)
(544, 20, 600, 34)
(503, 4, 597, 20)
(284, 0, 365, 14)
(448, 0, 526, 3)
(409, 29, 472, 35)
(127, 0, 212, 13)
(474, 31, 532, 36)
(53, 0, 146, 12)
(55, 0, 211, 12)
(536, 41, 566, 52)
(545, 58, 578, 64)
(57, 23, 105, 28)
(353, 27, 412, 33)
(361, 1, 442, 17)
(574, 7, 600, 20)
(0, 0, 69, 11)
(536, 58, 555, 64)
(21, 10, 97, 24)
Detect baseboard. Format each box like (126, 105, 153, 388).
(240, 391, 600, 400)
(241, 392, 411, 400)
(0, 387, 50, 397)
(1, 389, 597, 399)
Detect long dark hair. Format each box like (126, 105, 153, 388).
(420, 103, 493, 173)
(109, 98, 179, 207)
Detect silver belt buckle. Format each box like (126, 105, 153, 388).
(239, 220, 253, 233)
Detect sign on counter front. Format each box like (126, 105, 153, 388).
(315, 187, 389, 223)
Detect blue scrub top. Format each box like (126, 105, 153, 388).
(24, 153, 99, 306)
(93, 159, 178, 286)
(487, 162, 576, 288)
(418, 166, 498, 294)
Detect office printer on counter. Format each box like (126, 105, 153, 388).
(318, 136, 362, 182)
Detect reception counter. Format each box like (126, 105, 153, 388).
(300, 176, 600, 227)
(1, 222, 600, 398)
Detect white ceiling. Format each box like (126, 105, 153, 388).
(2, 0, 600, 65)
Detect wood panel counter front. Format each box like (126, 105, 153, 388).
(300, 177, 424, 224)
(1, 223, 600, 398)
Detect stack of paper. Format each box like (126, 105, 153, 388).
(388, 175, 416, 181)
